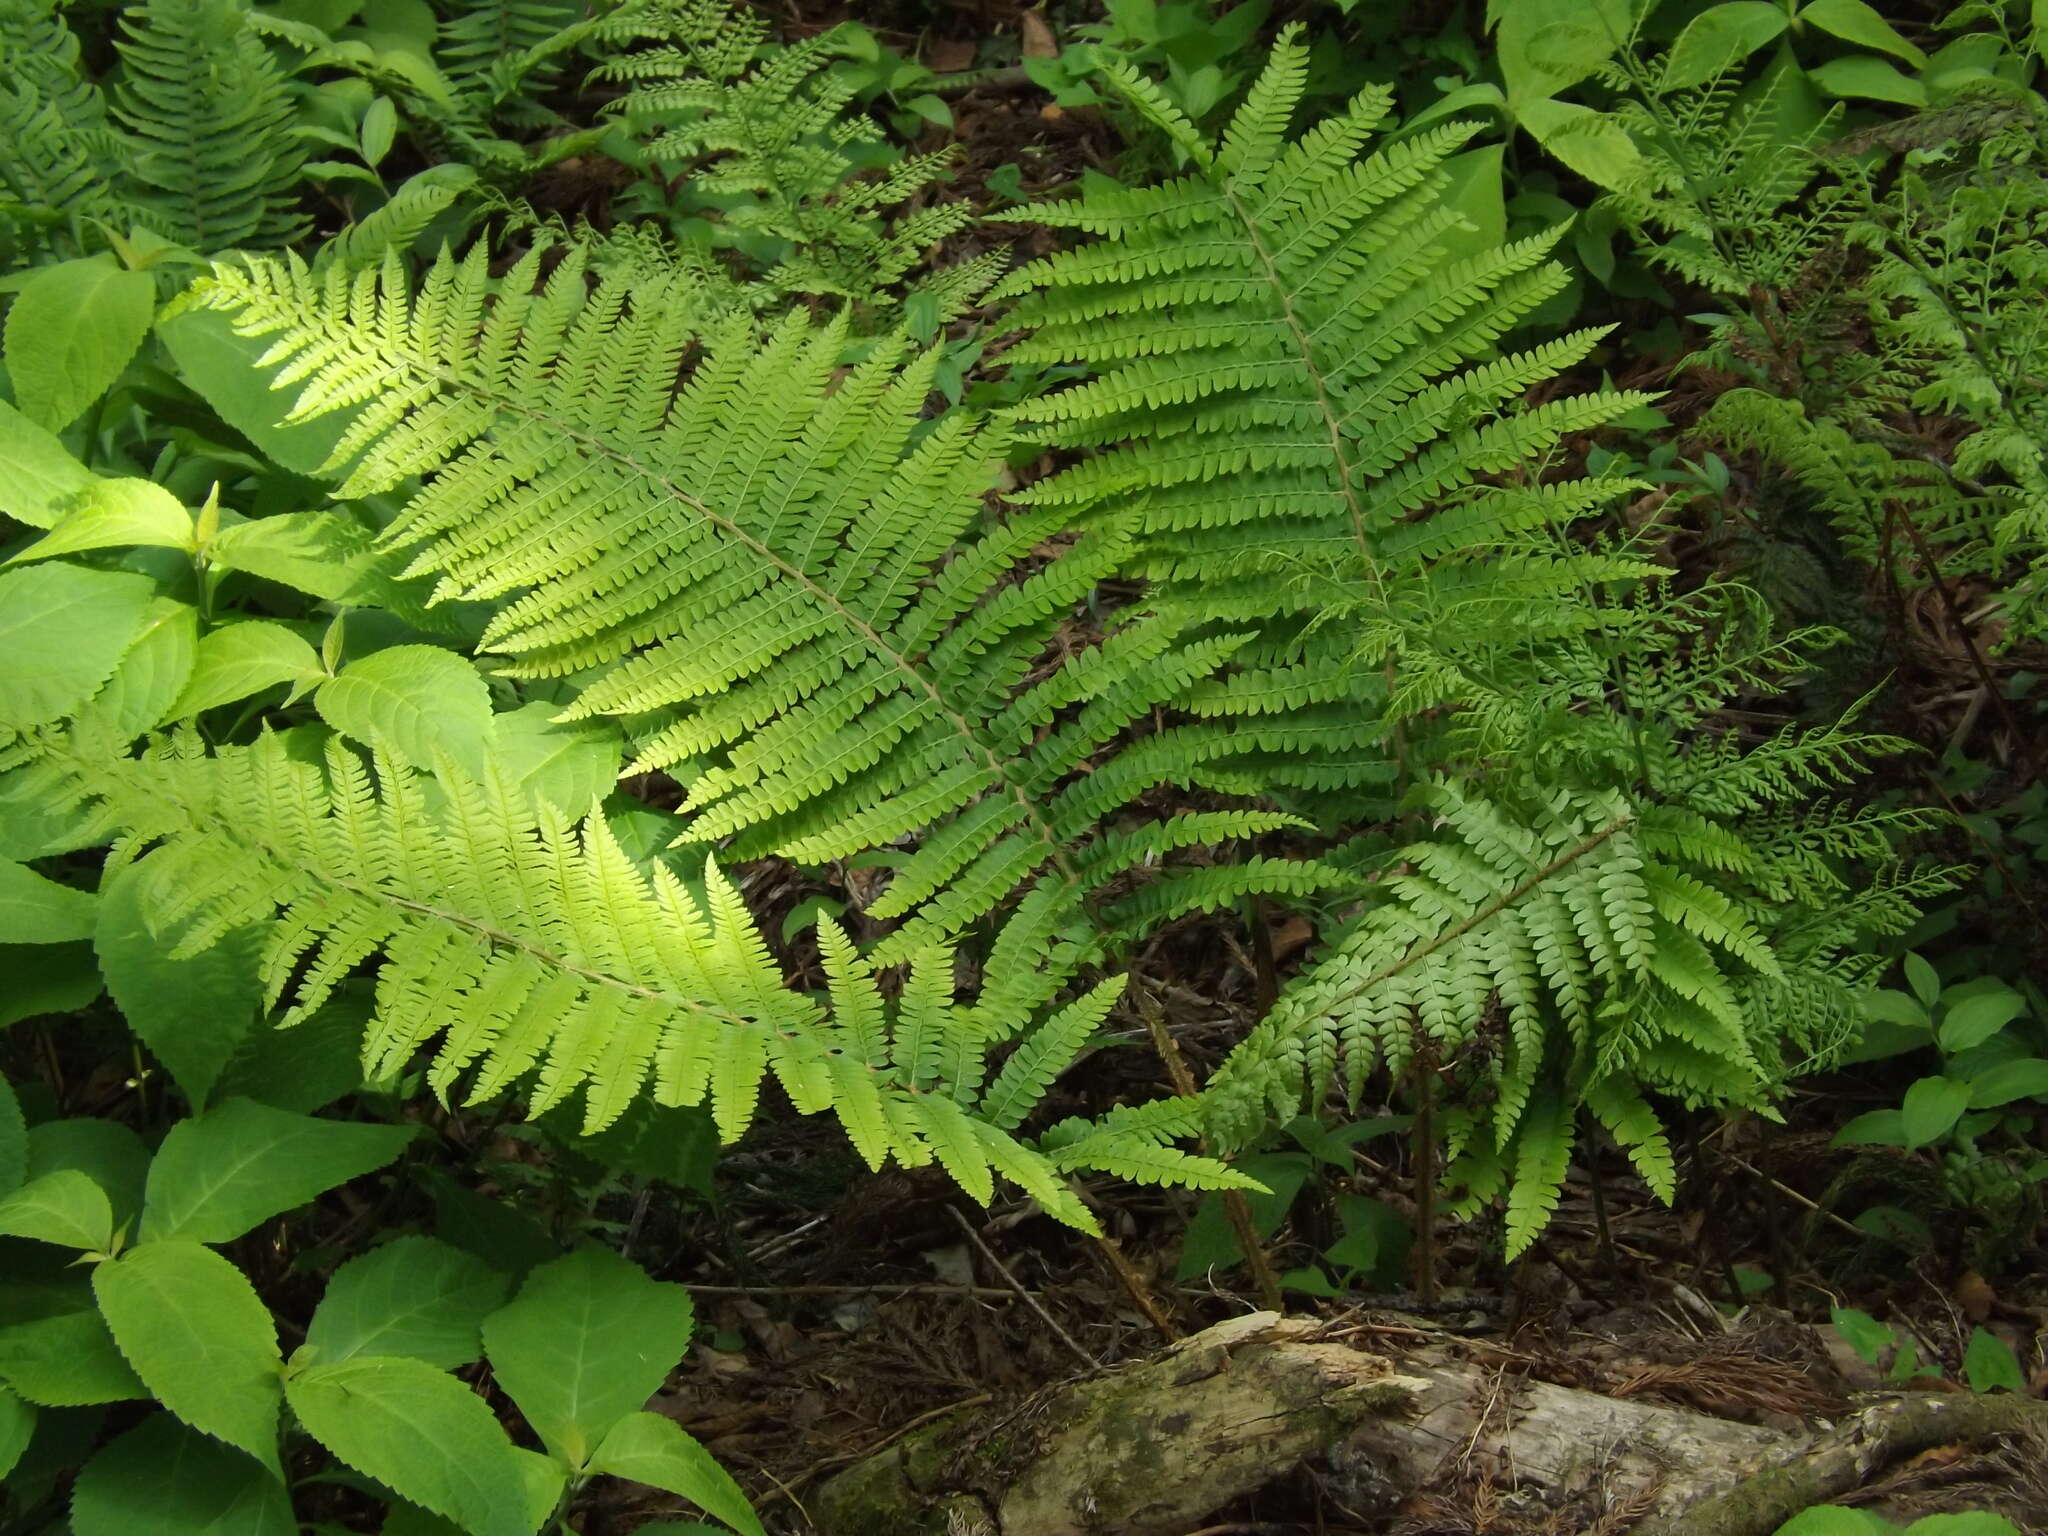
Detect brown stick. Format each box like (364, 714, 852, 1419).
(950, 1205, 1100, 1374)
(1135, 982, 1285, 1312)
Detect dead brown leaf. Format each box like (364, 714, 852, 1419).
(1019, 9, 1057, 58)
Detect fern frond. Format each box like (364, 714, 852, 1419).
(112, 0, 309, 249)
(995, 28, 1647, 793)
(188, 243, 1331, 986)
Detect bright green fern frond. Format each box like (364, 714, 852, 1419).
(189, 242, 1326, 983)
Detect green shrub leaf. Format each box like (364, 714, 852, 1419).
(589, 1412, 765, 1536)
(306, 1237, 508, 1369)
(95, 862, 266, 1107)
(315, 644, 493, 781)
(0, 1383, 33, 1479)
(1898, 1076, 1969, 1149)
(483, 1247, 695, 1468)
(91, 1241, 283, 1476)
(1798, 0, 1925, 65)
(284, 1356, 536, 1536)
(1962, 1327, 2023, 1393)
(4, 479, 194, 566)
(0, 860, 96, 944)
(0, 564, 156, 734)
(0, 398, 96, 529)
(1937, 992, 2027, 1055)
(1, 255, 157, 433)
(1662, 1, 1789, 90)
(0, 1169, 115, 1251)
(1964, 1057, 2048, 1109)
(70, 1412, 295, 1535)
(0, 1073, 22, 1200)
(140, 1098, 414, 1245)
(0, 1280, 148, 1406)
(167, 621, 323, 720)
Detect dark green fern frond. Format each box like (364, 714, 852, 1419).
(438, 0, 592, 124)
(112, 0, 309, 250)
(992, 29, 1648, 796)
(0, 1, 128, 259)
(188, 244, 1339, 1004)
(1199, 579, 1952, 1255)
(592, 0, 975, 306)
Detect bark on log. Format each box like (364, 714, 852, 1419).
(811, 1312, 2048, 1536)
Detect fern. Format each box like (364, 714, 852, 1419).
(0, 0, 129, 260)
(591, 0, 983, 311)
(186, 244, 1340, 1020)
(1201, 585, 1956, 1256)
(14, 711, 1251, 1228)
(112, 0, 309, 250)
(990, 29, 1649, 797)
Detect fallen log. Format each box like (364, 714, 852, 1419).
(810, 1312, 2048, 1536)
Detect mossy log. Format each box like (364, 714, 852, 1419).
(813, 1313, 2048, 1535)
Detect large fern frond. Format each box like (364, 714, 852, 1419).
(186, 245, 1338, 1002)
(22, 712, 1252, 1226)
(991, 29, 1649, 794)
(112, 0, 309, 249)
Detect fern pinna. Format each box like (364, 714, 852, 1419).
(991, 27, 1649, 798)
(18, 711, 1251, 1229)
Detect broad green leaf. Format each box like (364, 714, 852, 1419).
(167, 621, 323, 719)
(1809, 54, 1925, 104)
(1515, 98, 1644, 192)
(70, 1412, 295, 1535)
(0, 860, 96, 943)
(0, 1071, 22, 1199)
(212, 1002, 366, 1114)
(1904, 1514, 2024, 1535)
(208, 511, 382, 602)
(1, 256, 157, 433)
(141, 1098, 414, 1245)
(1496, 0, 1632, 102)
(285, 1356, 535, 1536)
(1964, 1057, 2048, 1108)
(316, 645, 493, 782)
(155, 307, 356, 477)
(0, 1382, 31, 1479)
(487, 704, 624, 817)
(1662, 2, 1789, 90)
(305, 1237, 508, 1369)
(1903, 954, 1940, 1008)
(1936, 991, 2026, 1054)
(5, 480, 194, 566)
(0, 565, 157, 733)
(1775, 1509, 1895, 1535)
(96, 861, 266, 1107)
(1898, 1075, 1969, 1148)
(87, 598, 199, 739)
(589, 1412, 764, 1536)
(28, 1118, 151, 1231)
(1963, 1327, 2023, 1393)
(482, 1247, 694, 1468)
(1828, 1306, 1894, 1365)
(0, 399, 95, 529)
(0, 942, 102, 1026)
(0, 1281, 146, 1405)
(1831, 1108, 1905, 1147)
(1798, 0, 1924, 64)
(0, 1170, 116, 1251)
(91, 1242, 282, 1475)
